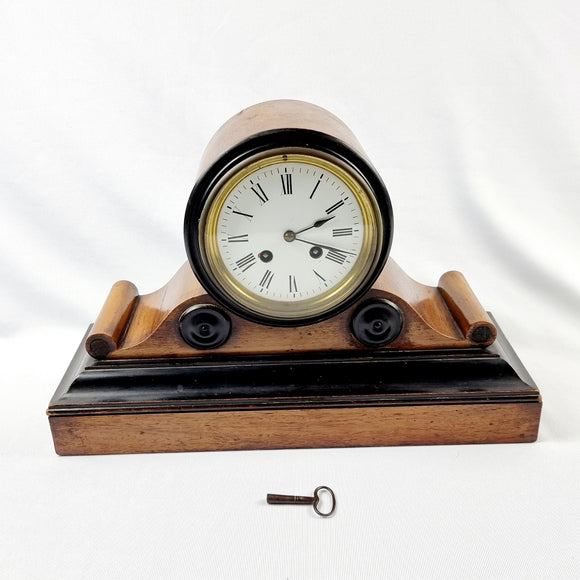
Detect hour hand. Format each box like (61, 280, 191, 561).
(294, 216, 335, 236)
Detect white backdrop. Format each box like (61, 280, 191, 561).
(1, 1, 579, 578)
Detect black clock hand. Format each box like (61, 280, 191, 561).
(293, 237, 356, 256)
(294, 216, 335, 236)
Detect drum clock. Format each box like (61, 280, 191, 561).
(47, 100, 542, 455)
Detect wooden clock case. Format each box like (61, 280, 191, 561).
(47, 101, 541, 455)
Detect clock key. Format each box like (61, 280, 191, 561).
(266, 486, 336, 517)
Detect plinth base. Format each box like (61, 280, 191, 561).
(47, 317, 541, 455)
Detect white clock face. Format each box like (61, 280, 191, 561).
(200, 152, 382, 322)
(216, 160, 364, 301)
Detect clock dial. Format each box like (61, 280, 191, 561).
(216, 161, 363, 301)
(197, 151, 384, 324)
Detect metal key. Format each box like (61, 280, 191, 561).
(266, 485, 336, 517)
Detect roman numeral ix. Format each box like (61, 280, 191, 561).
(227, 234, 249, 243)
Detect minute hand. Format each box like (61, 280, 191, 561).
(294, 237, 357, 256)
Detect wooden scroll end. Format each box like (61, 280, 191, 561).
(438, 271, 497, 346)
(85, 280, 139, 359)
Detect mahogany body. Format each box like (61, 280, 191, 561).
(197, 99, 370, 175)
(47, 261, 540, 456)
(48, 320, 541, 455)
(85, 259, 497, 360)
(46, 100, 541, 455)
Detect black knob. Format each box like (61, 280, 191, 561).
(351, 299, 403, 347)
(179, 305, 231, 349)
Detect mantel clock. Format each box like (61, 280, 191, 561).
(47, 100, 541, 455)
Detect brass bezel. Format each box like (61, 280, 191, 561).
(199, 150, 384, 322)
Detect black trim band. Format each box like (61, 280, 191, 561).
(184, 129, 393, 327)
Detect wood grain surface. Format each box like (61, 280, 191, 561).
(198, 100, 369, 175)
(85, 280, 138, 358)
(48, 317, 541, 455)
(49, 402, 541, 455)
(85, 258, 497, 359)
